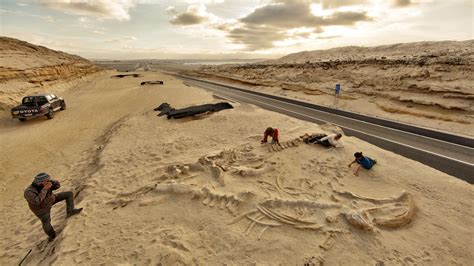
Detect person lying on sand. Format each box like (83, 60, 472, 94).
(261, 127, 279, 144)
(24, 173, 83, 241)
(304, 133, 342, 148)
(348, 152, 377, 176)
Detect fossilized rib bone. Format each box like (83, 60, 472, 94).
(260, 198, 342, 209)
(274, 173, 317, 197)
(332, 187, 408, 204)
(341, 192, 415, 230)
(370, 195, 416, 228)
(257, 205, 323, 228)
(343, 209, 375, 230)
(231, 164, 274, 177)
(228, 194, 343, 237)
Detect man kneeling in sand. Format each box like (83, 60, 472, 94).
(348, 152, 377, 176)
(261, 127, 280, 145)
(305, 133, 343, 148)
(24, 173, 83, 241)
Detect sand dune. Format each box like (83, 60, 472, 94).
(183, 40, 474, 136)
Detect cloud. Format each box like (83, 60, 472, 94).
(0, 8, 56, 22)
(316, 34, 340, 39)
(227, 25, 288, 50)
(224, 0, 371, 50)
(166, 0, 373, 51)
(104, 36, 138, 43)
(240, 1, 370, 28)
(72, 16, 108, 33)
(39, 0, 137, 21)
(318, 0, 369, 9)
(166, 0, 411, 52)
(269, 0, 369, 9)
(167, 4, 216, 25)
(392, 0, 412, 7)
(182, 0, 225, 3)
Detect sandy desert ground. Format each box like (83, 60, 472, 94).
(181, 40, 474, 137)
(0, 70, 472, 265)
(0, 38, 473, 265)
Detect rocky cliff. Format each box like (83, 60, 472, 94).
(0, 37, 101, 111)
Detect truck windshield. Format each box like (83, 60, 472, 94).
(22, 97, 37, 106)
(37, 96, 48, 105)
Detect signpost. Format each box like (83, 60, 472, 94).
(334, 83, 341, 106)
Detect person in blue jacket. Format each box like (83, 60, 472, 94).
(348, 152, 377, 176)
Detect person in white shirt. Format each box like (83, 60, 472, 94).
(306, 133, 343, 148)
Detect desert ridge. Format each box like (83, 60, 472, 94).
(182, 40, 474, 137)
(0, 37, 101, 115)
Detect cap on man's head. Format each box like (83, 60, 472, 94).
(34, 172, 50, 184)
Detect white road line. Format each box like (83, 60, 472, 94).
(194, 82, 474, 167)
(187, 78, 473, 150)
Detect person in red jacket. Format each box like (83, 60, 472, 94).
(24, 172, 83, 241)
(261, 127, 279, 144)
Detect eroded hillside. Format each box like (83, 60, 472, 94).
(187, 40, 474, 136)
(0, 37, 101, 112)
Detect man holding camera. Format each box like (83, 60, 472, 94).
(24, 172, 83, 241)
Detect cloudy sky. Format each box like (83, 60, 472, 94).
(0, 0, 472, 59)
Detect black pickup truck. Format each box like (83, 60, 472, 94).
(11, 93, 66, 122)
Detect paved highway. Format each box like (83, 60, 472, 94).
(178, 76, 474, 184)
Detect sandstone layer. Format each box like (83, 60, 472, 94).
(185, 40, 474, 136)
(0, 37, 101, 113)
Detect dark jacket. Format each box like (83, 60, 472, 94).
(263, 128, 279, 143)
(24, 180, 60, 217)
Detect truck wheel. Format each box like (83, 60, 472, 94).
(19, 118, 27, 122)
(46, 108, 54, 119)
(60, 101, 66, 110)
